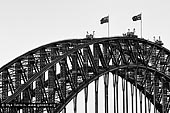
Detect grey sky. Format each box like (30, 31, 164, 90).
(0, 0, 170, 66)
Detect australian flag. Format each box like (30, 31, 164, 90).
(100, 16, 109, 24)
(132, 14, 141, 21)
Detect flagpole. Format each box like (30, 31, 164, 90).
(108, 15, 110, 37)
(100, 15, 109, 37)
(132, 13, 142, 38)
(141, 13, 142, 38)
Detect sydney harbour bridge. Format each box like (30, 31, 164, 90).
(0, 32, 170, 113)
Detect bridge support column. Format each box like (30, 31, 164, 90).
(104, 74, 109, 113)
(116, 71, 119, 113)
(125, 71, 128, 113)
(122, 77, 125, 113)
(83, 46, 88, 113)
(73, 95, 77, 113)
(135, 69, 138, 113)
(94, 43, 99, 113)
(95, 79, 99, 113)
(154, 74, 159, 113)
(113, 74, 116, 113)
(72, 52, 78, 113)
(103, 42, 109, 113)
(131, 83, 134, 113)
(84, 87, 88, 113)
(60, 59, 67, 113)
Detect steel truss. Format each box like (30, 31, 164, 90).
(0, 36, 170, 113)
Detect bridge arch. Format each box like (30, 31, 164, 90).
(0, 36, 170, 113)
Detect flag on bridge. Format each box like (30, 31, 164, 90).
(100, 16, 109, 24)
(132, 13, 143, 38)
(132, 14, 141, 21)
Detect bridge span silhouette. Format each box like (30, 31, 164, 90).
(0, 34, 170, 113)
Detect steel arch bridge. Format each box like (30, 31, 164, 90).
(0, 35, 170, 113)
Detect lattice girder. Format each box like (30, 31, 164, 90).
(0, 36, 170, 113)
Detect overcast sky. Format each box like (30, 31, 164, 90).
(0, 0, 170, 67)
